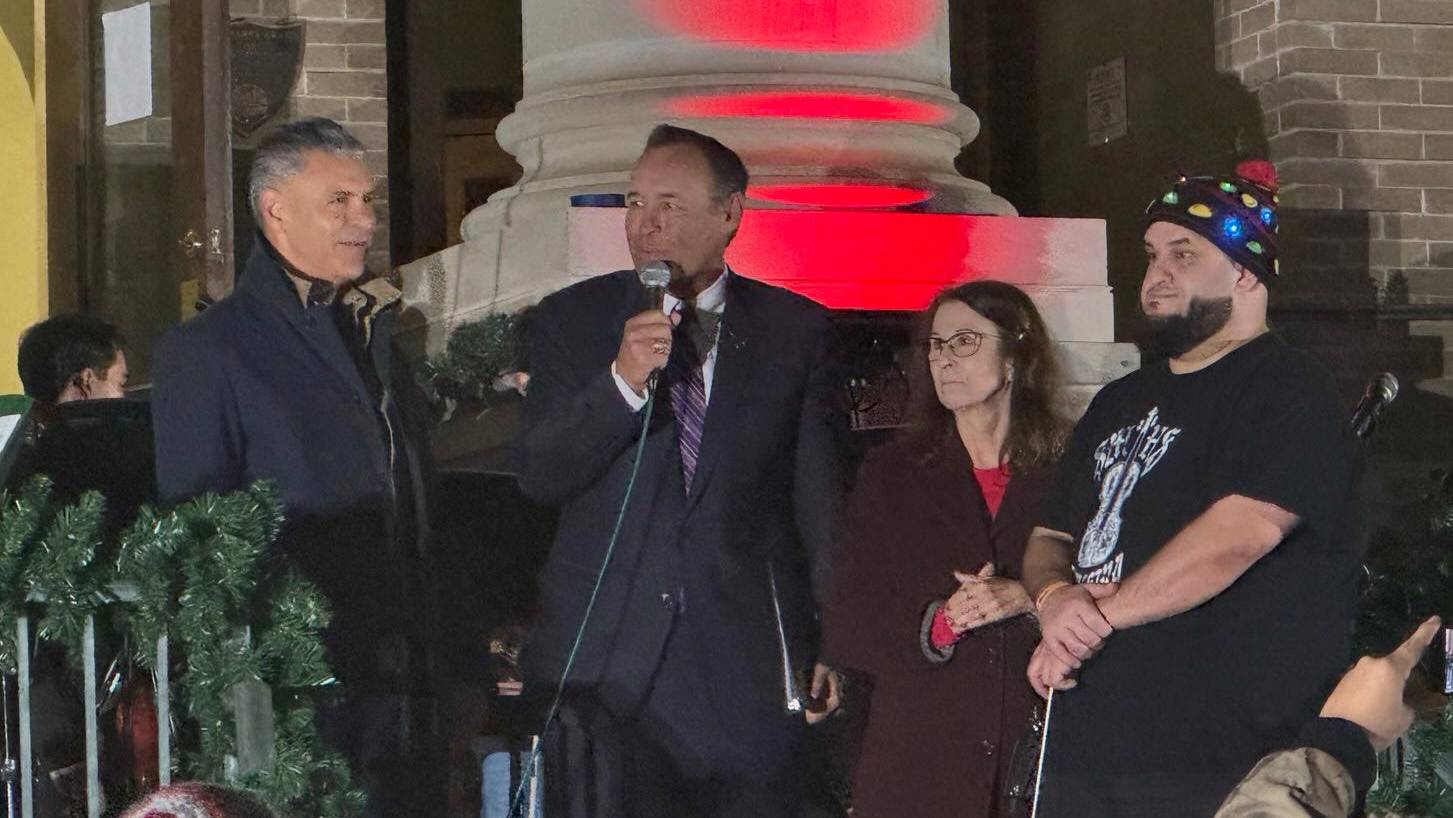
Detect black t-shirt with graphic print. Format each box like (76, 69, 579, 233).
(1039, 332, 1364, 782)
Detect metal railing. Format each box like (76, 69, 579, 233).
(4, 586, 171, 818)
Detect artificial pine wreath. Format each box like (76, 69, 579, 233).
(0, 478, 364, 817)
(417, 311, 524, 411)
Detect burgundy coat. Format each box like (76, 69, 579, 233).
(822, 436, 1049, 818)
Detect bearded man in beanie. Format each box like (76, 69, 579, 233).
(1020, 162, 1366, 817)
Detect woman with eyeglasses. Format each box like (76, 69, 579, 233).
(821, 280, 1069, 818)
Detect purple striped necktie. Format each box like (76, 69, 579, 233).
(671, 305, 717, 491)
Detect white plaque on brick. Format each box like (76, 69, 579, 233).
(1087, 57, 1127, 146)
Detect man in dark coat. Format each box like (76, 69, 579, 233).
(517, 125, 844, 817)
(150, 118, 441, 816)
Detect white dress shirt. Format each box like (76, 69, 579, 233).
(611, 266, 730, 411)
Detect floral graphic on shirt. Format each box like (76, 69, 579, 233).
(1075, 406, 1182, 583)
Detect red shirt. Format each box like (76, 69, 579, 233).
(973, 463, 1010, 517)
(930, 464, 1011, 650)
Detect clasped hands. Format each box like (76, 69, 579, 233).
(941, 562, 1034, 635)
(1026, 581, 1118, 698)
(805, 564, 1033, 726)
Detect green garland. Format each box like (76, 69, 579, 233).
(26, 490, 108, 664)
(0, 475, 50, 673)
(0, 477, 365, 817)
(417, 311, 522, 408)
(165, 488, 275, 778)
(113, 502, 190, 667)
(1370, 709, 1453, 817)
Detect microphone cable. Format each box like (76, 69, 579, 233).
(507, 385, 659, 817)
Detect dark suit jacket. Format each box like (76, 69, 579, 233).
(517, 269, 842, 735)
(822, 437, 1049, 818)
(28, 398, 155, 540)
(150, 237, 435, 693)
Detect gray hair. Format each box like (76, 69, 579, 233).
(248, 117, 366, 220)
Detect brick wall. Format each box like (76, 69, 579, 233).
(1216, 0, 1453, 513)
(1217, 0, 1453, 304)
(231, 0, 390, 270)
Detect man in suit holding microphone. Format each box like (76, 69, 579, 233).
(517, 124, 844, 817)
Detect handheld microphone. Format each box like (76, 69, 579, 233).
(1351, 372, 1399, 440)
(639, 260, 673, 311)
(639, 261, 674, 391)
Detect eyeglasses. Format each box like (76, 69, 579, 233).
(924, 329, 1004, 360)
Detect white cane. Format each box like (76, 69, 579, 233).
(1029, 687, 1055, 818)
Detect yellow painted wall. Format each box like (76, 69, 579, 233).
(0, 0, 46, 395)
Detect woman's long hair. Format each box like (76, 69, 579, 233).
(904, 280, 1069, 474)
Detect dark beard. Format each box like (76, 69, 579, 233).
(1134, 296, 1233, 360)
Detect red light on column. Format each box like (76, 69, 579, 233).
(750, 184, 932, 208)
(723, 211, 1037, 311)
(632, 0, 936, 52)
(667, 91, 949, 124)
(569, 208, 1098, 313)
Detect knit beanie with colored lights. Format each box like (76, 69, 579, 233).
(1145, 160, 1281, 282)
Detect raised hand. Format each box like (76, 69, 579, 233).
(615, 309, 678, 393)
(1320, 615, 1442, 751)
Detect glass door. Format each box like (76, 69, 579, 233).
(50, 0, 234, 386)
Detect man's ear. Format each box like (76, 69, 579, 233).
(723, 191, 744, 228)
(1231, 262, 1263, 293)
(258, 188, 285, 227)
(73, 368, 97, 398)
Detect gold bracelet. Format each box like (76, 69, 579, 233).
(1035, 580, 1072, 612)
